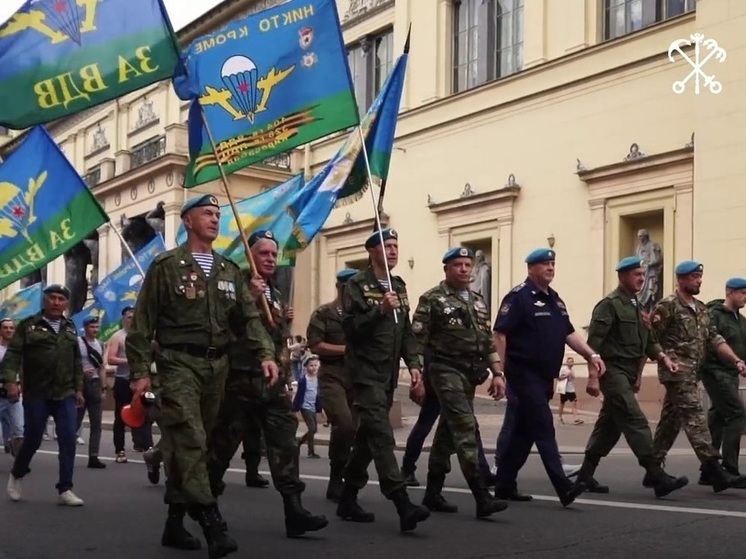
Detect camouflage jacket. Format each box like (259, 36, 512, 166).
(699, 299, 746, 378)
(125, 245, 275, 379)
(1, 313, 83, 399)
(342, 267, 418, 388)
(650, 292, 726, 382)
(411, 281, 499, 374)
(587, 286, 662, 377)
(307, 300, 348, 379)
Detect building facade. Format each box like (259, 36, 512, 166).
(2, 0, 745, 398)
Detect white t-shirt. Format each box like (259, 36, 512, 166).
(78, 337, 103, 379)
(557, 366, 576, 394)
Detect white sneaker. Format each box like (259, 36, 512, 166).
(76, 437, 85, 445)
(58, 490, 84, 506)
(7, 474, 21, 501)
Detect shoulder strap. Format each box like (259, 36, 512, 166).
(80, 336, 103, 369)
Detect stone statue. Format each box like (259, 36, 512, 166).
(20, 267, 46, 288)
(636, 228, 663, 312)
(64, 242, 91, 316)
(470, 249, 491, 310)
(83, 233, 99, 288)
(121, 210, 156, 259)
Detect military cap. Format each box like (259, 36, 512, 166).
(83, 315, 99, 326)
(442, 246, 474, 264)
(248, 229, 277, 247)
(726, 277, 746, 290)
(180, 194, 219, 217)
(302, 353, 320, 367)
(365, 228, 398, 249)
(43, 284, 70, 299)
(615, 256, 643, 273)
(675, 260, 703, 276)
(525, 248, 555, 265)
(336, 268, 358, 283)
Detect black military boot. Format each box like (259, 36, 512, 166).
(326, 462, 344, 503)
(558, 480, 587, 507)
(336, 485, 376, 522)
(283, 493, 329, 538)
(401, 468, 420, 487)
(161, 504, 201, 551)
(576, 459, 610, 494)
(245, 471, 269, 488)
(644, 465, 689, 498)
(468, 477, 509, 518)
(422, 472, 458, 513)
(190, 505, 238, 559)
(494, 485, 533, 502)
(702, 458, 746, 493)
(391, 488, 430, 532)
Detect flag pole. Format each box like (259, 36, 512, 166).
(198, 110, 274, 326)
(107, 222, 145, 276)
(357, 125, 398, 324)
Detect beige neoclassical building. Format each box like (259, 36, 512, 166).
(2, 0, 746, 399)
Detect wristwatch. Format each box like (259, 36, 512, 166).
(589, 353, 600, 360)
(492, 370, 504, 378)
(735, 359, 744, 366)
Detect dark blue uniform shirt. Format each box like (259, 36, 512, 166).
(493, 278, 575, 381)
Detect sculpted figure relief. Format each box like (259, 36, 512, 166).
(635, 228, 663, 313)
(470, 249, 492, 310)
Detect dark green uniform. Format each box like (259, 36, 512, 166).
(699, 299, 746, 474)
(307, 301, 356, 489)
(126, 245, 275, 509)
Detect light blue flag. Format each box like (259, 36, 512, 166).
(92, 235, 166, 340)
(0, 282, 43, 321)
(70, 300, 104, 335)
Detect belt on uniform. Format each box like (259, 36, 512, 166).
(161, 343, 228, 360)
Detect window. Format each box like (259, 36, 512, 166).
(346, 28, 394, 114)
(604, 0, 696, 40)
(452, 0, 524, 94)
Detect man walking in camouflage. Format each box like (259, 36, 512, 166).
(306, 267, 359, 502)
(649, 260, 746, 492)
(207, 229, 328, 539)
(576, 256, 688, 497)
(126, 195, 278, 558)
(410, 247, 508, 518)
(337, 228, 430, 533)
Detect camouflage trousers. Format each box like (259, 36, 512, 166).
(319, 368, 356, 479)
(153, 350, 229, 506)
(207, 371, 304, 496)
(427, 364, 481, 482)
(240, 428, 264, 474)
(653, 380, 720, 464)
(700, 371, 746, 473)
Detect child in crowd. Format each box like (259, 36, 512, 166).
(293, 354, 324, 458)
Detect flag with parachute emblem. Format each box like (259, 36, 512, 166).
(0, 125, 108, 291)
(0, 0, 180, 129)
(0, 281, 43, 321)
(172, 0, 358, 188)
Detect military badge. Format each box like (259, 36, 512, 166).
(499, 303, 511, 315)
(412, 321, 423, 333)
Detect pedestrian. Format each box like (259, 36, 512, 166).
(0, 317, 23, 458)
(575, 256, 689, 497)
(207, 229, 328, 539)
(306, 268, 358, 502)
(293, 354, 323, 458)
(556, 357, 582, 424)
(125, 195, 279, 557)
(336, 227, 430, 533)
(4, 284, 85, 506)
(649, 260, 746, 492)
(492, 248, 598, 507)
(698, 277, 746, 483)
(410, 246, 509, 518)
(76, 315, 106, 469)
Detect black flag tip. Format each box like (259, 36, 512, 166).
(404, 23, 411, 54)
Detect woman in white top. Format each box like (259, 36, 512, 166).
(556, 357, 583, 425)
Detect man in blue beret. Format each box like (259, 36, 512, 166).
(4, 283, 86, 507)
(408, 246, 508, 518)
(698, 277, 746, 485)
(76, 315, 107, 470)
(125, 190, 278, 554)
(337, 227, 430, 533)
(492, 248, 603, 506)
(649, 260, 746, 492)
(576, 256, 688, 497)
(305, 268, 359, 502)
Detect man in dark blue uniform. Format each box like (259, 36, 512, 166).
(492, 248, 605, 507)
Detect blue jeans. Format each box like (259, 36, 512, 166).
(0, 396, 24, 443)
(12, 396, 78, 494)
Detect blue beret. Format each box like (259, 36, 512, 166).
(615, 256, 643, 273)
(180, 194, 219, 217)
(248, 229, 277, 247)
(43, 284, 70, 299)
(442, 246, 474, 264)
(83, 315, 99, 326)
(365, 228, 398, 249)
(675, 260, 703, 276)
(726, 277, 746, 289)
(336, 268, 358, 283)
(525, 248, 556, 265)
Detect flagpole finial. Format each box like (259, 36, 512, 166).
(404, 23, 411, 54)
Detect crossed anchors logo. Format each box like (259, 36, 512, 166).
(0, 0, 102, 45)
(668, 33, 726, 95)
(0, 172, 47, 244)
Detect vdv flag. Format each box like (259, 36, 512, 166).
(175, 175, 305, 267)
(92, 234, 165, 340)
(0, 0, 180, 129)
(0, 281, 43, 321)
(173, 0, 359, 188)
(0, 126, 108, 291)
(70, 299, 103, 335)
(285, 49, 409, 254)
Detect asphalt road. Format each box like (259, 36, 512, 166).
(1, 437, 745, 559)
